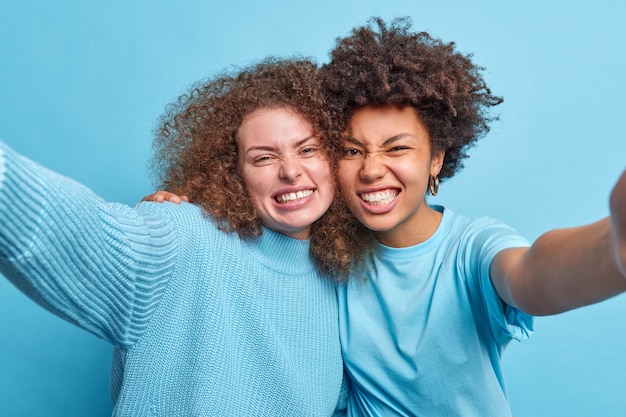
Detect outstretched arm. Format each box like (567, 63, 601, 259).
(0, 140, 177, 344)
(491, 169, 626, 316)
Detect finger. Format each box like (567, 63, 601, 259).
(140, 193, 160, 202)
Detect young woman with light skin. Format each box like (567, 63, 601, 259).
(146, 107, 334, 239)
(237, 106, 334, 240)
(0, 58, 351, 416)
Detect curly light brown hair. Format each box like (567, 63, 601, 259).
(319, 17, 504, 273)
(320, 16, 503, 180)
(151, 57, 353, 277)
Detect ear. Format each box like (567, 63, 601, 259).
(430, 149, 445, 176)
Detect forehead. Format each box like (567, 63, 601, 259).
(348, 105, 429, 141)
(237, 106, 315, 147)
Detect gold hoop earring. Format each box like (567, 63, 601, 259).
(428, 175, 439, 196)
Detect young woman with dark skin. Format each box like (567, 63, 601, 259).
(320, 17, 626, 416)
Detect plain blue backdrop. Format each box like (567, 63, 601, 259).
(1, 1, 625, 416)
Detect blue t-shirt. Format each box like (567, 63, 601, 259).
(337, 206, 533, 417)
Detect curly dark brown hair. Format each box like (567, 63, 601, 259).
(320, 16, 503, 180)
(318, 17, 504, 275)
(151, 57, 353, 277)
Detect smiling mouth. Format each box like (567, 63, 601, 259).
(275, 189, 314, 204)
(359, 189, 398, 205)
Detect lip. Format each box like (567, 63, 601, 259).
(356, 187, 400, 214)
(272, 187, 317, 209)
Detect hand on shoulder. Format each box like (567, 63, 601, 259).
(141, 190, 189, 204)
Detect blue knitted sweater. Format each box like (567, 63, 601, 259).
(0, 141, 347, 416)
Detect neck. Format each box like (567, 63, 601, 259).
(375, 203, 442, 248)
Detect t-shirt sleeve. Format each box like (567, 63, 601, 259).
(0, 140, 179, 347)
(462, 216, 534, 344)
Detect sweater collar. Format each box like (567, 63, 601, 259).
(243, 227, 316, 276)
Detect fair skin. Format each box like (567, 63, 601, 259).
(339, 104, 626, 316)
(237, 106, 334, 240)
(143, 106, 334, 240)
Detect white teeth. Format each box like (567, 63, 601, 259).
(360, 190, 397, 205)
(276, 189, 314, 203)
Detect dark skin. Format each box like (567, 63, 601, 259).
(338, 104, 626, 316)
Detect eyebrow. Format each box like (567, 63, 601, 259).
(344, 133, 414, 147)
(245, 135, 317, 154)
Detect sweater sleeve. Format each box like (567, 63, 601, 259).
(0, 140, 178, 347)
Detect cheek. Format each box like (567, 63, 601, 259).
(241, 175, 255, 196)
(306, 158, 333, 185)
(337, 162, 354, 190)
(336, 175, 356, 204)
(241, 169, 267, 202)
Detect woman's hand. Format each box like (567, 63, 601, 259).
(610, 169, 626, 279)
(141, 191, 189, 204)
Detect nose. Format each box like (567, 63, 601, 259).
(360, 154, 386, 182)
(279, 156, 303, 182)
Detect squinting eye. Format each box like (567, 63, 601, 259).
(389, 146, 409, 152)
(252, 155, 275, 165)
(342, 148, 361, 157)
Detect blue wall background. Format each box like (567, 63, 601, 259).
(1, 1, 625, 415)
